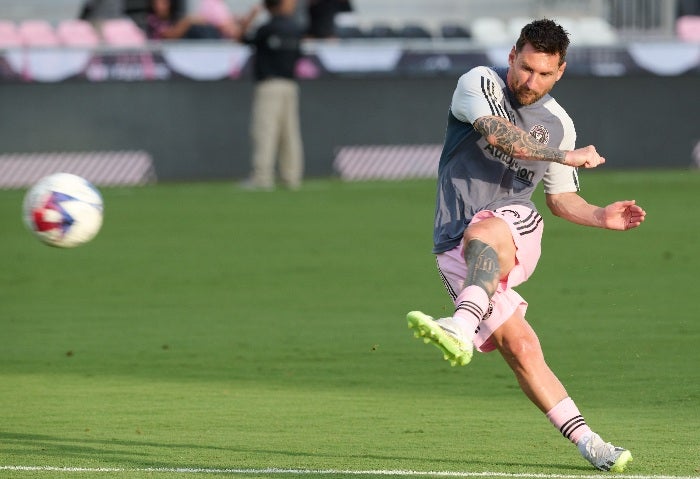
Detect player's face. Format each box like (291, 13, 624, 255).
(507, 43, 566, 106)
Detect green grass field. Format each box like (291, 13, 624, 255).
(1, 170, 699, 479)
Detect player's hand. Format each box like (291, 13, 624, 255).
(602, 200, 646, 230)
(564, 145, 605, 168)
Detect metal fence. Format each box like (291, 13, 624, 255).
(606, 0, 680, 39)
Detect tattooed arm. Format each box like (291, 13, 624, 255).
(473, 115, 605, 168)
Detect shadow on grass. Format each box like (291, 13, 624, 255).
(0, 431, 591, 473)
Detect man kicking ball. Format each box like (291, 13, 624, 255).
(407, 18, 645, 472)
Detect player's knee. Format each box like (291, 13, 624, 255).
(503, 334, 544, 373)
(464, 219, 499, 245)
(464, 220, 516, 279)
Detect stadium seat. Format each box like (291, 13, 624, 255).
(398, 23, 432, 39)
(470, 17, 511, 45)
(57, 19, 100, 47)
(676, 15, 700, 42)
(18, 19, 60, 47)
(101, 18, 147, 47)
(440, 22, 471, 39)
(334, 25, 366, 39)
(0, 20, 17, 35)
(331, 12, 364, 39)
(0, 20, 22, 48)
(366, 23, 399, 38)
(575, 16, 618, 45)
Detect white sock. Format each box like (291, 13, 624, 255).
(452, 285, 490, 337)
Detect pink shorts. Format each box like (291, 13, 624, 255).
(436, 205, 544, 352)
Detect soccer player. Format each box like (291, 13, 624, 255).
(407, 19, 645, 472)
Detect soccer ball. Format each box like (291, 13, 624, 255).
(23, 173, 104, 248)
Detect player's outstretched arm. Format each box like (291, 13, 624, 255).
(546, 192, 646, 230)
(473, 115, 604, 168)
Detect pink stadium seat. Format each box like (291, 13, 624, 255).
(101, 18, 146, 47)
(676, 15, 700, 42)
(0, 20, 17, 36)
(18, 19, 60, 47)
(57, 19, 100, 47)
(0, 20, 22, 48)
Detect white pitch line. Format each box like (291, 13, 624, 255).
(1, 466, 699, 479)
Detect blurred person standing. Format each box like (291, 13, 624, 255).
(240, 0, 304, 190)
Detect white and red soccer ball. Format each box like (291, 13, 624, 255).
(23, 173, 104, 248)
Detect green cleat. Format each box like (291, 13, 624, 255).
(610, 450, 633, 473)
(406, 311, 473, 366)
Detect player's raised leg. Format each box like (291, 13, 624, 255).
(407, 215, 517, 366)
(446, 218, 516, 345)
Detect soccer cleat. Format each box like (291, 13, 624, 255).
(578, 433, 633, 472)
(406, 311, 473, 366)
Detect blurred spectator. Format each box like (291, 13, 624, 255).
(305, 0, 353, 39)
(80, 0, 125, 21)
(146, 0, 257, 40)
(197, 0, 260, 40)
(147, 0, 217, 39)
(239, 0, 304, 190)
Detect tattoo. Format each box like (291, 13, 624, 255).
(464, 239, 500, 297)
(473, 116, 566, 164)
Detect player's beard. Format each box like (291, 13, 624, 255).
(512, 84, 545, 106)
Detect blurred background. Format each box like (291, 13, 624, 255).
(0, 0, 698, 188)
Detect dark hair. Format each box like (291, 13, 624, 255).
(265, 0, 282, 8)
(515, 19, 570, 64)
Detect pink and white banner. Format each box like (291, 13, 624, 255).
(333, 144, 441, 181)
(0, 150, 156, 189)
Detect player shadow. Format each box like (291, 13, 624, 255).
(0, 431, 224, 468)
(219, 445, 593, 472)
(0, 431, 592, 473)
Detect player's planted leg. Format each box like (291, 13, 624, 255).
(493, 314, 633, 473)
(578, 433, 633, 472)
